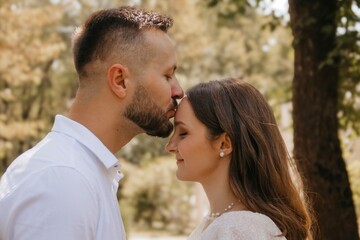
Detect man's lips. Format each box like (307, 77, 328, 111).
(168, 109, 176, 118)
(168, 99, 178, 117)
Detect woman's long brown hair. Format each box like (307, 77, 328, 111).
(186, 79, 313, 240)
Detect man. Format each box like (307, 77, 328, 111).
(0, 6, 183, 240)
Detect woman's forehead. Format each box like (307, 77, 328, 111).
(174, 98, 202, 127)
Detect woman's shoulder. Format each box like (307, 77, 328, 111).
(219, 211, 279, 228)
(201, 211, 286, 240)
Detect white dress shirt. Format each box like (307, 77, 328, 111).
(0, 115, 126, 240)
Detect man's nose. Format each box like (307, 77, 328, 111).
(171, 78, 184, 99)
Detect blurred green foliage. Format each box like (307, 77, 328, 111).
(119, 157, 198, 235)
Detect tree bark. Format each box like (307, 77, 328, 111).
(289, 0, 359, 239)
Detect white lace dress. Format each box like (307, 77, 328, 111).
(188, 211, 286, 240)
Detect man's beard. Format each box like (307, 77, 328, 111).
(124, 84, 177, 138)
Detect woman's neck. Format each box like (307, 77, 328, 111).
(201, 178, 247, 216)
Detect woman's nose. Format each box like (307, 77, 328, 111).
(165, 139, 176, 154)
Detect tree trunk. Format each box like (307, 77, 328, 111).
(289, 0, 359, 239)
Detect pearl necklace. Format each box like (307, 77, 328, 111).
(207, 202, 235, 219)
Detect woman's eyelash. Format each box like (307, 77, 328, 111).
(179, 132, 187, 136)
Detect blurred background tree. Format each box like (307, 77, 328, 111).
(288, 0, 359, 238)
(0, 0, 359, 238)
(0, 0, 68, 173)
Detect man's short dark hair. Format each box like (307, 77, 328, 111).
(72, 6, 173, 77)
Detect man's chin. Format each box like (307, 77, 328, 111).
(145, 123, 173, 138)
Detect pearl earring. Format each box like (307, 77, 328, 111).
(220, 151, 225, 158)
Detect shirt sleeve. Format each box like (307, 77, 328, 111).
(3, 166, 99, 240)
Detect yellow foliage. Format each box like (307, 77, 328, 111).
(0, 3, 66, 85)
(0, 120, 46, 140)
(0, 1, 67, 172)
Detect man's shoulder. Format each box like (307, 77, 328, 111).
(0, 133, 97, 199)
(0, 164, 100, 240)
(0, 160, 95, 200)
(14, 131, 93, 170)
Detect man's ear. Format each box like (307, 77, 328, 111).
(107, 63, 129, 99)
(218, 132, 233, 157)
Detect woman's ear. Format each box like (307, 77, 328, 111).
(107, 63, 129, 99)
(218, 133, 233, 157)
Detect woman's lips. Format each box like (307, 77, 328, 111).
(176, 159, 184, 164)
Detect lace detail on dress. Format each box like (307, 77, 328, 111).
(188, 211, 286, 240)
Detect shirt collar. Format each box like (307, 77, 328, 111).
(51, 115, 122, 172)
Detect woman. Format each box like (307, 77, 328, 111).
(166, 79, 313, 239)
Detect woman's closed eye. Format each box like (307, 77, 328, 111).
(179, 132, 188, 137)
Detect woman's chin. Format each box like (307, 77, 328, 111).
(176, 171, 194, 182)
